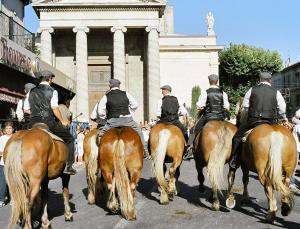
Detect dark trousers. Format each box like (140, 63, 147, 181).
(29, 118, 75, 162)
(159, 118, 188, 142)
(0, 165, 8, 202)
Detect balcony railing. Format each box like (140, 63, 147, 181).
(0, 11, 35, 52)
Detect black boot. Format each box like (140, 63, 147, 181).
(64, 162, 77, 175)
(64, 142, 76, 175)
(229, 139, 242, 170)
(229, 153, 239, 170)
(183, 145, 194, 160)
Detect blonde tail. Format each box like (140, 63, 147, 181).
(113, 140, 135, 220)
(207, 127, 226, 193)
(266, 132, 290, 197)
(152, 129, 171, 195)
(4, 140, 29, 229)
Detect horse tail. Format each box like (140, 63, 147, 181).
(152, 129, 170, 195)
(207, 127, 226, 193)
(112, 139, 134, 219)
(266, 132, 290, 197)
(86, 133, 99, 203)
(4, 140, 29, 229)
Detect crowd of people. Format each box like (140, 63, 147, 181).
(0, 70, 300, 209)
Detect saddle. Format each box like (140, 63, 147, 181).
(32, 123, 64, 142)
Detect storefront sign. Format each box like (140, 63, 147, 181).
(0, 37, 33, 74)
(0, 92, 18, 104)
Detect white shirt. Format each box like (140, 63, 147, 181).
(242, 82, 287, 119)
(90, 102, 99, 120)
(156, 93, 187, 117)
(16, 92, 30, 121)
(196, 85, 230, 110)
(96, 87, 138, 119)
(23, 82, 59, 110)
(0, 135, 11, 166)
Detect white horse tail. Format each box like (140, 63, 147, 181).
(112, 139, 135, 220)
(86, 133, 99, 204)
(207, 127, 226, 193)
(266, 132, 290, 197)
(4, 139, 29, 229)
(152, 129, 171, 195)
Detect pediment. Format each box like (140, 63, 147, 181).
(32, 0, 167, 5)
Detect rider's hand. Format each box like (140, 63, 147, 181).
(61, 120, 70, 128)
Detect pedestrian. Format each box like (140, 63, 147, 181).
(75, 127, 85, 166)
(58, 96, 72, 124)
(0, 121, 14, 207)
(156, 84, 188, 140)
(185, 74, 230, 159)
(16, 83, 36, 129)
(96, 78, 149, 157)
(229, 72, 288, 170)
(23, 70, 76, 175)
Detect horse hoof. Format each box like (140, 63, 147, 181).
(226, 197, 236, 209)
(211, 203, 220, 211)
(266, 211, 276, 224)
(65, 216, 73, 222)
(199, 185, 205, 193)
(281, 203, 291, 216)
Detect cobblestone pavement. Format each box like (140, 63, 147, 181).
(0, 160, 299, 229)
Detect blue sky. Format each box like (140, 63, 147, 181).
(25, 0, 300, 65)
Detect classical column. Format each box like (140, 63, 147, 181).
(73, 26, 90, 123)
(38, 27, 54, 65)
(111, 26, 127, 89)
(146, 27, 160, 120)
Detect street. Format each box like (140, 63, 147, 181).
(0, 159, 299, 229)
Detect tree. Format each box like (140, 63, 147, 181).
(219, 44, 282, 88)
(191, 86, 201, 118)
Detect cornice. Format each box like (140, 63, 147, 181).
(159, 45, 224, 52)
(35, 6, 162, 12)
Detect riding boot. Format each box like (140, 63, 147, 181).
(228, 138, 242, 170)
(64, 142, 77, 175)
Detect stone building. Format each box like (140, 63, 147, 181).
(32, 0, 223, 123)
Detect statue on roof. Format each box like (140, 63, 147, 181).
(206, 11, 215, 36)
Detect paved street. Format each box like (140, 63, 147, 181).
(0, 159, 300, 229)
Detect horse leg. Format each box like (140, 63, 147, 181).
(194, 155, 205, 192)
(168, 157, 181, 200)
(61, 174, 73, 222)
(281, 173, 294, 216)
(264, 180, 277, 224)
(226, 168, 236, 209)
(129, 169, 141, 199)
(103, 171, 119, 213)
(41, 179, 51, 229)
(241, 163, 250, 205)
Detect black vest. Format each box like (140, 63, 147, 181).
(161, 95, 179, 122)
(205, 88, 224, 114)
(28, 84, 55, 121)
(248, 84, 277, 119)
(106, 89, 130, 119)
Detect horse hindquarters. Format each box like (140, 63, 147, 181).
(112, 139, 136, 220)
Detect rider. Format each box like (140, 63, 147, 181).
(90, 101, 107, 128)
(156, 85, 188, 141)
(96, 78, 149, 157)
(16, 83, 36, 129)
(229, 72, 288, 170)
(23, 70, 77, 175)
(185, 74, 230, 159)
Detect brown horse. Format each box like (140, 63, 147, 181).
(226, 124, 297, 223)
(149, 123, 185, 205)
(83, 128, 101, 205)
(193, 120, 237, 210)
(98, 127, 143, 220)
(4, 128, 73, 229)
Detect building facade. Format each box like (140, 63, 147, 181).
(32, 0, 223, 122)
(272, 61, 300, 118)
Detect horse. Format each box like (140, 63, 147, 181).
(83, 128, 101, 205)
(3, 127, 73, 229)
(226, 123, 297, 223)
(193, 120, 237, 210)
(98, 127, 144, 220)
(149, 123, 185, 205)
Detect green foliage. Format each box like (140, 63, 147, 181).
(191, 86, 201, 118)
(219, 43, 282, 87)
(222, 82, 251, 117)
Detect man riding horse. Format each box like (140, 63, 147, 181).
(23, 70, 77, 175)
(229, 72, 288, 170)
(185, 74, 230, 159)
(156, 85, 188, 141)
(96, 78, 149, 157)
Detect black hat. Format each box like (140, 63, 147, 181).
(24, 83, 36, 93)
(208, 74, 219, 81)
(259, 72, 272, 80)
(36, 70, 55, 80)
(160, 85, 172, 92)
(109, 78, 121, 88)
